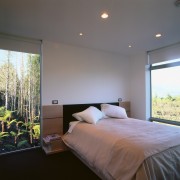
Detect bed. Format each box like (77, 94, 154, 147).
(62, 102, 180, 180)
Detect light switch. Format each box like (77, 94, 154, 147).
(52, 100, 58, 104)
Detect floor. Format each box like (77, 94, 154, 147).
(0, 147, 101, 180)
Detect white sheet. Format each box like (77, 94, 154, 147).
(67, 121, 80, 133)
(62, 118, 180, 180)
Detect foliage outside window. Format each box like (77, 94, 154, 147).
(151, 60, 180, 125)
(0, 49, 40, 154)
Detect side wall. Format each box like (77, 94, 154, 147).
(42, 40, 130, 105)
(129, 52, 148, 120)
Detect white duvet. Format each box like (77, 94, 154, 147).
(62, 118, 180, 180)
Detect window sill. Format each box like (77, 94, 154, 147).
(150, 117, 180, 126)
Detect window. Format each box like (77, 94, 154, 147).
(150, 60, 180, 125)
(0, 34, 41, 154)
(148, 43, 180, 126)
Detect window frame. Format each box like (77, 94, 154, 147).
(150, 61, 180, 126)
(0, 34, 42, 155)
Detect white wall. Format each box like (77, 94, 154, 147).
(130, 52, 148, 120)
(42, 40, 130, 105)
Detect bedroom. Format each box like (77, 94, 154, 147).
(1, 0, 180, 118)
(0, 0, 180, 179)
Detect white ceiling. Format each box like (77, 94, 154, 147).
(0, 0, 180, 56)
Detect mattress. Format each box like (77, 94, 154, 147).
(62, 118, 180, 180)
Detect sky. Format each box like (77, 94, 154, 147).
(0, 49, 37, 79)
(151, 65, 180, 97)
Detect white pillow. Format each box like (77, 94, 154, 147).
(68, 121, 80, 133)
(101, 104, 128, 119)
(72, 106, 104, 124)
(72, 113, 83, 121)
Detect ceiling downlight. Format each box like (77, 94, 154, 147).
(101, 12, 109, 19)
(155, 33, 162, 38)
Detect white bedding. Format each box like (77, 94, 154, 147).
(62, 118, 180, 180)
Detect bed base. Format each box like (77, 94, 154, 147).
(71, 149, 108, 180)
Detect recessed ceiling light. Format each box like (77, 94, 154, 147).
(79, 33, 83, 36)
(101, 12, 109, 19)
(128, 45, 132, 48)
(155, 33, 162, 38)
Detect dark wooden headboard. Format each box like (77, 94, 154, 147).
(63, 102, 119, 134)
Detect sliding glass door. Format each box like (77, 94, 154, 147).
(0, 35, 41, 154)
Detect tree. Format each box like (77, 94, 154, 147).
(0, 54, 19, 111)
(0, 109, 13, 132)
(0, 50, 41, 153)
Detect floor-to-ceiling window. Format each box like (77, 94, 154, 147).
(0, 34, 41, 154)
(148, 43, 180, 126)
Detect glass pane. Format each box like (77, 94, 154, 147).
(151, 65, 180, 122)
(0, 49, 40, 154)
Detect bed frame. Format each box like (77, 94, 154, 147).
(62, 101, 130, 179)
(62, 102, 180, 180)
(63, 101, 131, 134)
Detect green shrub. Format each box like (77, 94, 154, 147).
(152, 95, 180, 121)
